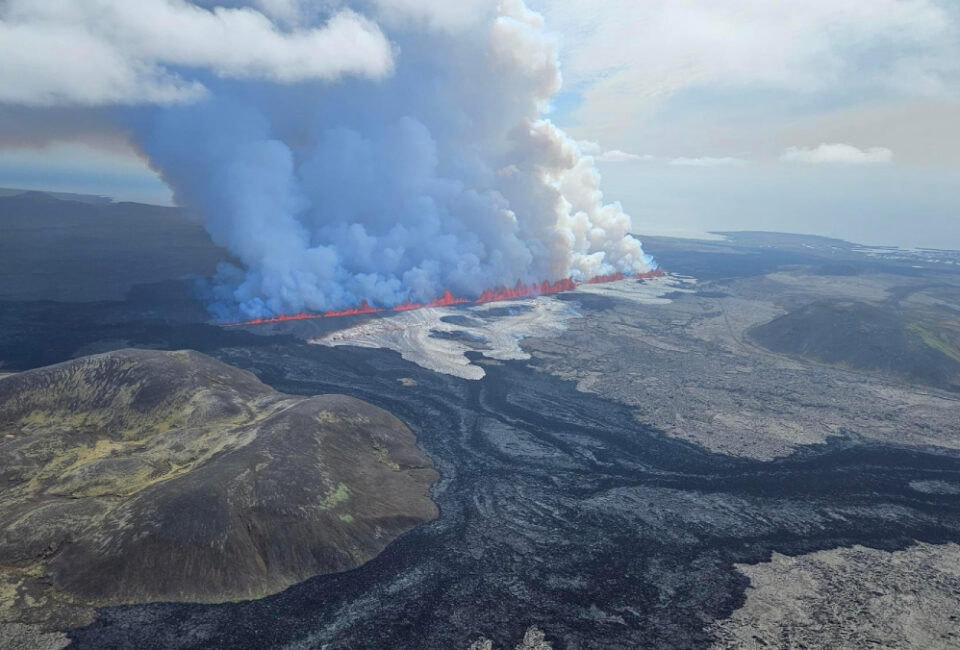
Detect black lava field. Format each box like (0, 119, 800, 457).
(47, 330, 960, 650)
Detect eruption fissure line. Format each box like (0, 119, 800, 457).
(222, 271, 663, 327)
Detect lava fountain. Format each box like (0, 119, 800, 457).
(222, 271, 664, 328)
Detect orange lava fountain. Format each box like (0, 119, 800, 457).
(475, 278, 576, 304)
(586, 272, 626, 284)
(391, 290, 471, 312)
(223, 270, 663, 327)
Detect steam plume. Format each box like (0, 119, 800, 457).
(126, 0, 656, 319)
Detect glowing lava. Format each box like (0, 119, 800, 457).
(392, 290, 471, 312)
(223, 270, 664, 327)
(586, 272, 625, 284)
(228, 300, 384, 327)
(475, 278, 576, 304)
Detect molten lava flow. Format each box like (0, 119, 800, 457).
(223, 271, 663, 327)
(424, 290, 472, 308)
(635, 269, 666, 280)
(475, 278, 577, 303)
(391, 290, 471, 312)
(586, 272, 625, 284)
(325, 301, 384, 318)
(223, 301, 384, 327)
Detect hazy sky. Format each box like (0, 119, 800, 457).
(530, 0, 960, 248)
(1, 0, 958, 248)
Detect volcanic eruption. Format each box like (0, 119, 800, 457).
(61, 0, 657, 320)
(224, 271, 664, 328)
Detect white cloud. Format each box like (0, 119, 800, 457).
(578, 143, 743, 165)
(576, 141, 649, 162)
(372, 0, 494, 31)
(0, 0, 394, 107)
(597, 149, 649, 163)
(780, 143, 894, 165)
(536, 0, 960, 145)
(576, 139, 603, 155)
(669, 156, 746, 167)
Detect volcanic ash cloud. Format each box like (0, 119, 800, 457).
(120, 0, 657, 319)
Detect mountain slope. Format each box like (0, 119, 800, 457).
(0, 349, 437, 629)
(750, 300, 960, 390)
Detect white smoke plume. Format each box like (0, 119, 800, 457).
(1, 0, 655, 319)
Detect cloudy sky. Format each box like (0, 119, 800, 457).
(1, 0, 958, 248)
(530, 0, 960, 248)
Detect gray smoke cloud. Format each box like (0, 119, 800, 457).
(1, 0, 655, 319)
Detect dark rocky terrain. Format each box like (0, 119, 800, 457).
(0, 191, 224, 302)
(1, 195, 959, 649)
(55, 337, 960, 650)
(750, 300, 960, 390)
(0, 349, 437, 644)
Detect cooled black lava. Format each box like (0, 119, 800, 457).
(61, 339, 960, 650)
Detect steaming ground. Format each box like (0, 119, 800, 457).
(312, 275, 688, 379)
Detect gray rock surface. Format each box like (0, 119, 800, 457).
(524, 271, 960, 460)
(710, 543, 960, 649)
